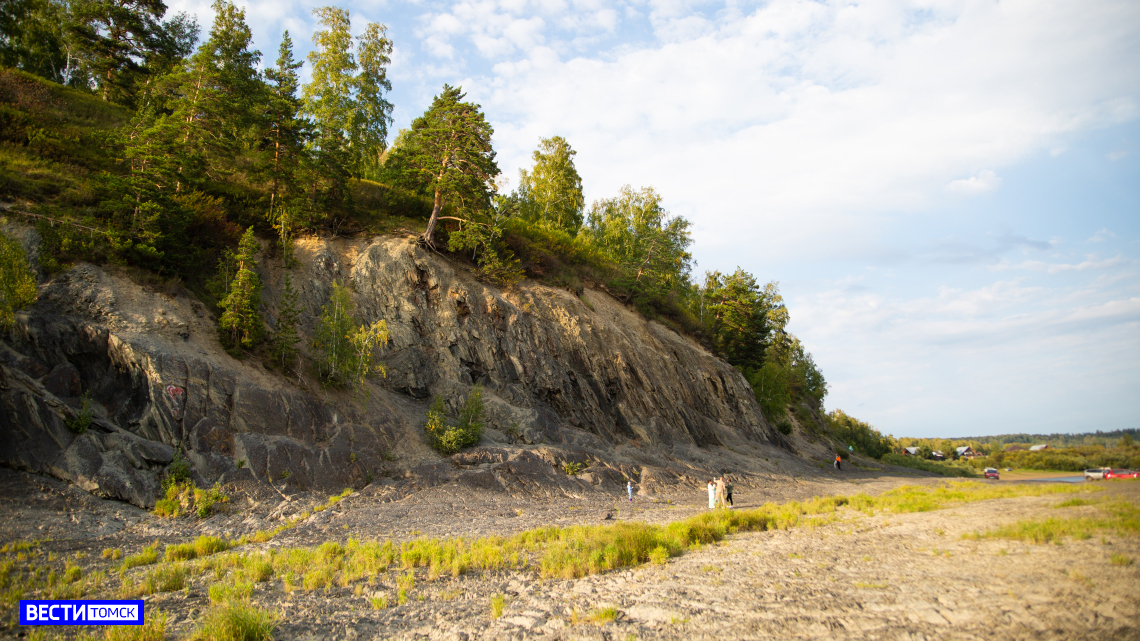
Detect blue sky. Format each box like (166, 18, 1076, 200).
(169, 0, 1140, 438)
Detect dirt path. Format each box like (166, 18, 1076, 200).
(1, 469, 1137, 640)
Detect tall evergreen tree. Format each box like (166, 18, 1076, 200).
(263, 31, 308, 240)
(385, 84, 499, 249)
(69, 0, 168, 102)
(218, 227, 262, 349)
(271, 271, 301, 368)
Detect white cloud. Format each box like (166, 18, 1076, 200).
(989, 255, 1127, 274)
(1088, 228, 1116, 243)
(946, 170, 1003, 195)
(1108, 150, 1130, 161)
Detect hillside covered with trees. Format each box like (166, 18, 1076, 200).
(4, 0, 839, 436)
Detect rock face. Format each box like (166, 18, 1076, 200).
(0, 234, 785, 507)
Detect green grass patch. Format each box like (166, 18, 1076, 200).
(189, 602, 279, 641)
(966, 499, 1139, 544)
(490, 593, 506, 618)
(881, 453, 977, 477)
(120, 545, 158, 570)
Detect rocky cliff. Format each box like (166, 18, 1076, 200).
(1, 230, 789, 508)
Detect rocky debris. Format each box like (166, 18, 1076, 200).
(1, 466, 1135, 641)
(1, 233, 798, 508)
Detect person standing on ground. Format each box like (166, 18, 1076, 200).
(835, 454, 842, 471)
(715, 477, 726, 508)
(707, 479, 715, 509)
(725, 477, 734, 508)
(627, 480, 633, 502)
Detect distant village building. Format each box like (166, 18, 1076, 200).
(956, 446, 980, 459)
(902, 447, 920, 456)
(931, 451, 946, 461)
(1029, 444, 1051, 452)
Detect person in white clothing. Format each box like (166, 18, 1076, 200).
(707, 479, 715, 509)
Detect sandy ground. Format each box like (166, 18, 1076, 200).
(1, 468, 1137, 640)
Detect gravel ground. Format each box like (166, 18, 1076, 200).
(1, 467, 1137, 640)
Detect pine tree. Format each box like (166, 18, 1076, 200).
(218, 227, 263, 350)
(264, 31, 308, 250)
(385, 84, 499, 249)
(271, 271, 301, 368)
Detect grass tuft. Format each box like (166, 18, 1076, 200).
(190, 602, 279, 641)
(490, 593, 506, 618)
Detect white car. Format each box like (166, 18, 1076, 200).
(1084, 468, 1108, 481)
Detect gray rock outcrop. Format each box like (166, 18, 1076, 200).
(0, 234, 785, 507)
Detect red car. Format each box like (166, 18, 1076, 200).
(984, 468, 1000, 479)
(1104, 469, 1140, 480)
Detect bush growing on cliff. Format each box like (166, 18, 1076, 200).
(0, 229, 38, 329)
(314, 281, 390, 391)
(424, 386, 485, 455)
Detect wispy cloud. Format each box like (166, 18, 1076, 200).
(989, 255, 1127, 274)
(1088, 228, 1116, 243)
(946, 170, 1003, 195)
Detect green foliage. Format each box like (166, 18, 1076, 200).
(881, 453, 977, 477)
(190, 602, 280, 641)
(313, 280, 389, 390)
(827, 409, 893, 459)
(517, 135, 585, 234)
(746, 362, 791, 423)
(270, 271, 301, 368)
(154, 480, 230, 518)
(218, 227, 263, 350)
(162, 450, 192, 490)
(65, 391, 94, 434)
(384, 84, 498, 248)
(302, 6, 393, 180)
(0, 229, 37, 328)
(563, 461, 585, 476)
(699, 269, 771, 369)
(423, 386, 485, 455)
(580, 185, 692, 306)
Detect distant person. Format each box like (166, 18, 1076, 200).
(725, 477, 734, 507)
(835, 454, 842, 471)
(627, 480, 633, 502)
(707, 479, 715, 509)
(715, 477, 726, 508)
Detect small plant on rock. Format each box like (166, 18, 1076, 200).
(563, 461, 585, 476)
(423, 386, 485, 455)
(66, 392, 94, 434)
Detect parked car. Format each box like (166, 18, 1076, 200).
(1085, 468, 1108, 480)
(984, 468, 1000, 479)
(1105, 469, 1140, 480)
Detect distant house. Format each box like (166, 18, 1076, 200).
(956, 446, 979, 459)
(931, 451, 946, 461)
(1004, 445, 1025, 452)
(1029, 444, 1051, 452)
(902, 447, 920, 456)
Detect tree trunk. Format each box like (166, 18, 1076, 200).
(421, 189, 444, 248)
